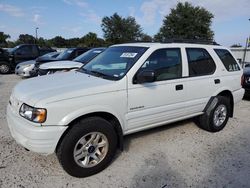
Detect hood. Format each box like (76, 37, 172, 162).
(13, 71, 119, 106)
(17, 60, 36, 66)
(39, 60, 83, 70)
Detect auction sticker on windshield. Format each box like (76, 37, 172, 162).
(120, 53, 138, 58)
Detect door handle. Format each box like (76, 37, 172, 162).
(175, 84, 183, 91)
(214, 79, 220, 84)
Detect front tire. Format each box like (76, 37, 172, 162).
(56, 117, 117, 177)
(197, 96, 230, 132)
(0, 62, 11, 74)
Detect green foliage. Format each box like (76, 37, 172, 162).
(82, 32, 106, 47)
(140, 34, 153, 42)
(16, 34, 36, 44)
(0, 31, 10, 47)
(48, 36, 67, 47)
(101, 13, 143, 44)
(154, 2, 214, 42)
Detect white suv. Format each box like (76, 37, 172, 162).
(7, 42, 244, 177)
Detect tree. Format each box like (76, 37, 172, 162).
(82, 32, 105, 47)
(48, 36, 67, 47)
(17, 34, 36, 44)
(154, 2, 214, 42)
(0, 32, 10, 47)
(67, 37, 81, 47)
(140, 34, 153, 42)
(101, 13, 142, 44)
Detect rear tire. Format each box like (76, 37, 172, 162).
(56, 117, 117, 177)
(197, 96, 230, 132)
(0, 62, 11, 74)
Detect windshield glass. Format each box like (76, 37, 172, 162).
(8, 45, 20, 53)
(81, 46, 148, 80)
(56, 49, 73, 60)
(74, 48, 105, 63)
(41, 51, 59, 58)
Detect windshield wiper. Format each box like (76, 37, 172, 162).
(89, 70, 118, 80)
(77, 69, 118, 80)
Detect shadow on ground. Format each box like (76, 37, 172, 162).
(123, 119, 194, 152)
(128, 123, 250, 188)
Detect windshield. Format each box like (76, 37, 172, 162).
(56, 49, 73, 60)
(41, 51, 59, 58)
(81, 46, 148, 80)
(7, 45, 20, 53)
(74, 48, 105, 63)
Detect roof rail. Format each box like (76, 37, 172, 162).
(161, 38, 220, 45)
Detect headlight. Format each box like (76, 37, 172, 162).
(23, 64, 32, 68)
(19, 103, 47, 123)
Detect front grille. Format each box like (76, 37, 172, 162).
(38, 69, 49, 76)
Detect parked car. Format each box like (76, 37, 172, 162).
(38, 48, 106, 75)
(0, 48, 9, 73)
(242, 63, 250, 97)
(7, 42, 244, 177)
(34, 47, 90, 69)
(15, 52, 60, 78)
(0, 44, 56, 74)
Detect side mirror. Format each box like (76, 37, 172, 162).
(136, 70, 155, 84)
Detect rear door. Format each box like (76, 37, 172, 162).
(184, 47, 218, 113)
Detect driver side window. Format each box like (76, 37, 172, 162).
(139, 48, 182, 81)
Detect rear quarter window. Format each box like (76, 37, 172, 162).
(214, 49, 240, 72)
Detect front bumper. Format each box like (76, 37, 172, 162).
(15, 66, 37, 77)
(7, 105, 68, 155)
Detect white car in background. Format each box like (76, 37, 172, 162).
(15, 51, 60, 78)
(38, 48, 106, 75)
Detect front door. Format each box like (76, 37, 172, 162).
(126, 48, 189, 132)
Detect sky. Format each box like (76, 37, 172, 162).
(0, 0, 250, 47)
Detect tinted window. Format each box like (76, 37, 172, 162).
(139, 48, 182, 81)
(75, 50, 87, 57)
(214, 49, 240, 71)
(82, 46, 148, 80)
(186, 48, 216, 76)
(56, 49, 74, 60)
(17, 46, 33, 55)
(74, 48, 105, 63)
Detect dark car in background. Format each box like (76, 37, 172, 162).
(0, 44, 56, 74)
(243, 63, 250, 97)
(38, 47, 106, 75)
(34, 47, 90, 69)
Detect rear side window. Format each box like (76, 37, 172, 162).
(186, 48, 216, 77)
(214, 49, 240, 72)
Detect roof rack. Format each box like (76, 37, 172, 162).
(161, 38, 220, 45)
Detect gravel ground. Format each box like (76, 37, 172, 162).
(0, 74, 250, 188)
